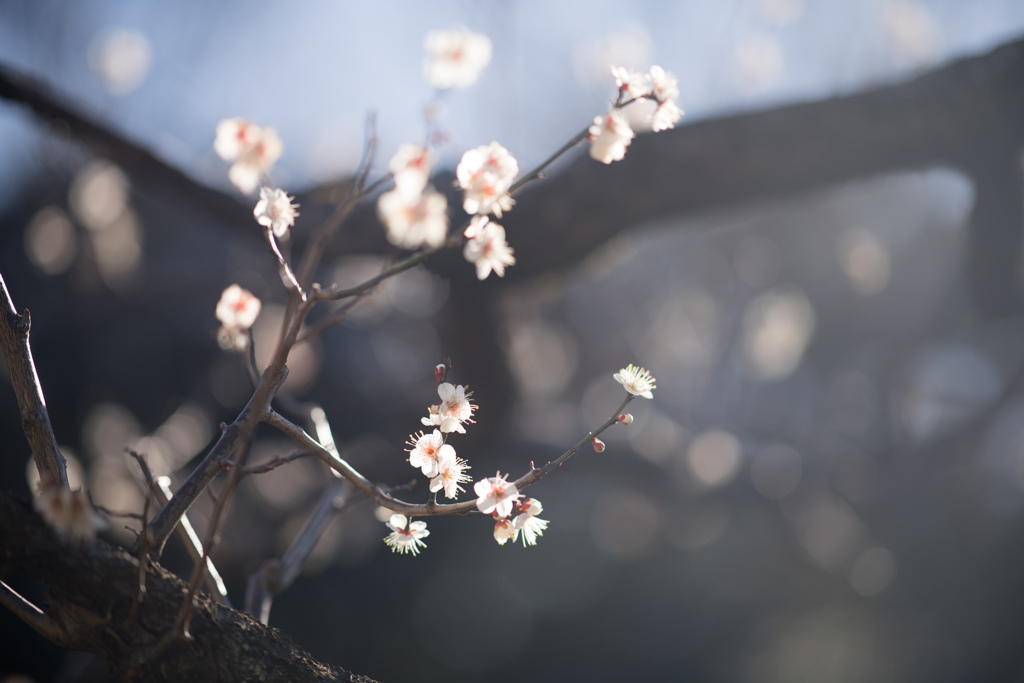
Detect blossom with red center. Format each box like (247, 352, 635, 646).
(423, 27, 492, 89)
(35, 480, 104, 544)
(383, 514, 429, 555)
(512, 498, 549, 547)
(216, 284, 261, 330)
(588, 110, 635, 164)
(421, 382, 476, 434)
(407, 430, 453, 478)
(377, 187, 449, 250)
(214, 118, 283, 194)
(463, 217, 515, 280)
(474, 472, 520, 518)
(456, 142, 518, 217)
(389, 144, 433, 197)
(430, 449, 472, 500)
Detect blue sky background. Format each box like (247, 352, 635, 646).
(1, 0, 1022, 209)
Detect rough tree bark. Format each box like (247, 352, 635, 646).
(0, 492, 376, 682)
(1, 35, 1023, 683)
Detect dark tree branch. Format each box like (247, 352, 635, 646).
(0, 492, 377, 682)
(0, 271, 67, 488)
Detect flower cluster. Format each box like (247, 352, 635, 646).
(476, 475, 549, 547)
(35, 480, 104, 544)
(456, 142, 518, 218)
(215, 284, 261, 352)
(214, 118, 283, 194)
(588, 65, 684, 163)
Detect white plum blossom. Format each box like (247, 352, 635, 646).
(588, 110, 635, 164)
(464, 214, 489, 239)
(611, 65, 650, 100)
(613, 364, 656, 399)
(214, 118, 283, 194)
(215, 284, 261, 352)
(377, 187, 449, 250)
(216, 284, 261, 330)
(474, 472, 520, 518)
(35, 481, 104, 544)
(389, 144, 432, 197)
(647, 65, 684, 132)
(421, 382, 476, 434)
(512, 498, 549, 547)
(456, 142, 518, 217)
(430, 450, 471, 499)
(493, 518, 515, 545)
(423, 27, 492, 89)
(254, 187, 299, 239)
(384, 514, 429, 555)
(407, 430, 453, 478)
(463, 217, 515, 280)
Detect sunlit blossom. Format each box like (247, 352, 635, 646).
(424, 27, 493, 89)
(407, 430, 453, 478)
(588, 110, 635, 164)
(421, 382, 476, 434)
(456, 142, 518, 217)
(430, 450, 472, 499)
(389, 144, 432, 197)
(377, 187, 449, 250)
(384, 513, 429, 555)
(613, 364, 656, 399)
(463, 217, 516, 280)
(493, 518, 515, 545)
(474, 472, 520, 518)
(216, 284, 261, 330)
(611, 65, 650, 100)
(35, 481, 104, 544)
(214, 118, 283, 194)
(254, 187, 299, 239)
(513, 498, 549, 547)
(647, 65, 684, 131)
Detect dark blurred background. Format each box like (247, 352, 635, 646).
(2, 1, 1024, 681)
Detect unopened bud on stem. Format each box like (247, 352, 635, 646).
(592, 437, 606, 453)
(617, 413, 633, 425)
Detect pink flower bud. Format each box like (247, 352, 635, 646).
(617, 413, 634, 425)
(434, 363, 447, 384)
(592, 437, 606, 453)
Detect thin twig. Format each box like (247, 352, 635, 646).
(172, 433, 251, 638)
(245, 478, 353, 624)
(0, 580, 64, 644)
(262, 394, 634, 517)
(242, 450, 309, 475)
(0, 271, 68, 488)
(154, 477, 231, 607)
(265, 226, 306, 301)
(126, 450, 153, 624)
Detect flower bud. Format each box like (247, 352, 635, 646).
(434, 363, 447, 384)
(493, 518, 514, 545)
(617, 413, 634, 425)
(592, 437, 606, 453)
